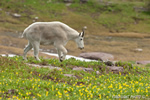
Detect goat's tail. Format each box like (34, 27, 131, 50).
(19, 31, 26, 38)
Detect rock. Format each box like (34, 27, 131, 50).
(134, 48, 143, 52)
(106, 36, 112, 40)
(84, 68, 94, 72)
(64, 0, 73, 3)
(107, 66, 124, 72)
(96, 71, 100, 75)
(33, 16, 39, 22)
(65, 3, 72, 6)
(80, 0, 88, 3)
(47, 0, 52, 3)
(104, 61, 115, 66)
(134, 7, 147, 12)
(26, 63, 62, 70)
(33, 20, 36, 22)
(63, 74, 76, 78)
(83, 26, 87, 30)
(8, 89, 16, 94)
(136, 61, 150, 65)
(79, 52, 114, 61)
(6, 12, 10, 15)
(72, 67, 94, 72)
(72, 67, 83, 71)
(12, 13, 21, 18)
(35, 17, 39, 20)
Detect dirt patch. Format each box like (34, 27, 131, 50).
(1, 31, 150, 61)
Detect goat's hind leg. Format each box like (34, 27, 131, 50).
(23, 42, 33, 60)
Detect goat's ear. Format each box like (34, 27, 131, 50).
(79, 29, 84, 37)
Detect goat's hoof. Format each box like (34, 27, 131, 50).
(36, 59, 41, 61)
(23, 59, 27, 61)
(23, 57, 27, 61)
(60, 56, 64, 62)
(60, 59, 63, 62)
(34, 57, 41, 61)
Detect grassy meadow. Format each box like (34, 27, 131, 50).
(0, 0, 150, 99)
(0, 0, 150, 34)
(0, 56, 150, 99)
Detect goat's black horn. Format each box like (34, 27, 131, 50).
(81, 28, 85, 37)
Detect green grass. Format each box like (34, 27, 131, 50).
(0, 0, 150, 34)
(146, 64, 150, 67)
(0, 56, 150, 99)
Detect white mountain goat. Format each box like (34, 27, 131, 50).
(22, 21, 85, 62)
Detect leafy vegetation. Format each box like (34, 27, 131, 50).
(145, 63, 150, 67)
(0, 56, 149, 99)
(0, 0, 150, 34)
(0, 1, 150, 99)
(145, 0, 150, 12)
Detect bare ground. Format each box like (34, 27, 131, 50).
(0, 31, 150, 61)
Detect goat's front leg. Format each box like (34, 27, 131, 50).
(57, 49, 62, 60)
(32, 41, 41, 61)
(56, 45, 67, 62)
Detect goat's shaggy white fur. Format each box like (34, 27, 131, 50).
(22, 21, 84, 61)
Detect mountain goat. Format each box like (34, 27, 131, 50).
(22, 21, 85, 62)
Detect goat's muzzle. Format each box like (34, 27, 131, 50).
(79, 47, 84, 50)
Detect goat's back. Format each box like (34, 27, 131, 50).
(22, 21, 79, 43)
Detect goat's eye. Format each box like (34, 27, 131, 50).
(80, 39, 83, 41)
